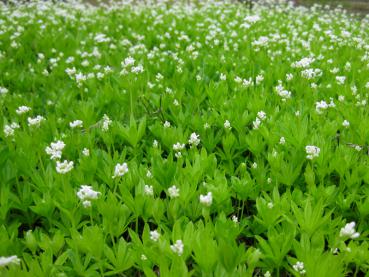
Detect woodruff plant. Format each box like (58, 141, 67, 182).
(1, 0, 369, 276)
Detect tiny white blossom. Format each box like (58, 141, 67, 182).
(305, 145, 320, 160)
(45, 140, 65, 160)
(140, 254, 147, 261)
(102, 114, 112, 131)
(168, 185, 180, 198)
(224, 120, 231, 130)
(56, 160, 74, 174)
(163, 121, 171, 128)
(170, 240, 184, 256)
(188, 132, 200, 147)
(112, 163, 129, 178)
(144, 185, 154, 196)
(279, 137, 286, 145)
(149, 230, 160, 242)
(16, 105, 31, 115)
(257, 111, 267, 120)
(342, 120, 350, 128)
(82, 148, 90, 156)
(0, 255, 20, 267)
(173, 142, 185, 151)
(77, 185, 101, 201)
(0, 87, 8, 95)
(199, 192, 213, 206)
(27, 115, 45, 127)
(293, 261, 306, 275)
(340, 222, 360, 239)
(70, 120, 83, 128)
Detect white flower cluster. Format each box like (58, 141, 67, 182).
(173, 142, 185, 158)
(112, 162, 129, 178)
(275, 81, 291, 100)
(170, 240, 184, 256)
(199, 192, 213, 206)
(188, 132, 200, 147)
(70, 119, 83, 129)
(56, 160, 74, 174)
(77, 185, 101, 208)
(16, 105, 31, 115)
(102, 114, 112, 131)
(340, 221, 360, 239)
(45, 140, 65, 160)
(120, 56, 144, 75)
(4, 122, 20, 137)
(149, 230, 160, 242)
(293, 261, 306, 275)
(168, 185, 180, 198)
(291, 57, 315, 68)
(305, 145, 320, 160)
(253, 111, 267, 130)
(315, 99, 335, 114)
(27, 115, 45, 127)
(0, 87, 9, 95)
(144, 184, 154, 196)
(0, 255, 20, 268)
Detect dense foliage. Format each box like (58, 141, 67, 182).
(1, 0, 369, 276)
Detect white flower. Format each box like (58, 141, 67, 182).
(342, 120, 350, 128)
(69, 120, 83, 128)
(16, 105, 31, 115)
(199, 192, 213, 206)
(293, 261, 306, 275)
(0, 87, 8, 95)
(56, 160, 74, 174)
(140, 254, 147, 261)
(146, 170, 153, 178)
(173, 142, 185, 151)
(188, 132, 200, 147)
(163, 121, 171, 128)
(149, 230, 160, 242)
(170, 240, 184, 256)
(0, 255, 20, 267)
(220, 73, 226, 81)
(102, 114, 112, 131)
(82, 200, 91, 208)
(112, 163, 129, 178)
(338, 95, 345, 102)
(232, 215, 238, 223)
(27, 115, 45, 127)
(257, 111, 267, 121)
(336, 76, 346, 85)
(144, 185, 154, 196)
(279, 137, 286, 145)
(315, 100, 329, 114)
(168, 185, 180, 198)
(45, 140, 65, 160)
(252, 162, 258, 169)
(253, 118, 261, 129)
(224, 120, 231, 130)
(153, 140, 159, 148)
(264, 271, 271, 277)
(77, 185, 101, 202)
(355, 145, 362, 151)
(267, 202, 274, 209)
(4, 123, 20, 137)
(340, 222, 360, 239)
(305, 145, 320, 160)
(82, 148, 90, 156)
